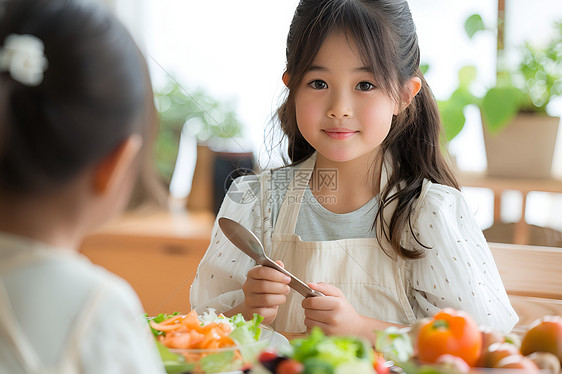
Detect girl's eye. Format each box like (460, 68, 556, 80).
(309, 80, 327, 90)
(356, 81, 376, 91)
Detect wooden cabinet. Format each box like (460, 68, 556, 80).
(79, 209, 214, 316)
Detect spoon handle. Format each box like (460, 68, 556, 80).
(263, 259, 324, 298)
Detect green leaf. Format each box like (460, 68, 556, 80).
(145, 312, 180, 337)
(464, 14, 486, 39)
(481, 87, 522, 133)
(291, 327, 373, 369)
(438, 100, 466, 142)
(303, 357, 335, 374)
(228, 313, 266, 363)
(334, 360, 376, 374)
(419, 63, 429, 75)
(199, 350, 239, 373)
(154, 341, 195, 374)
(458, 65, 477, 88)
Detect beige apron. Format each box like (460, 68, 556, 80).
(268, 154, 417, 333)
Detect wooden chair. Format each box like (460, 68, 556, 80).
(488, 242, 562, 331)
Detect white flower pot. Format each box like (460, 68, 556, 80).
(482, 113, 560, 179)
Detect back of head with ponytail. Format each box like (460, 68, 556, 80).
(278, 0, 459, 259)
(0, 0, 152, 196)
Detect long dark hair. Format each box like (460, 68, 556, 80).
(0, 0, 152, 195)
(277, 0, 459, 259)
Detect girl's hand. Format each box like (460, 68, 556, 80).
(243, 260, 291, 325)
(302, 282, 363, 336)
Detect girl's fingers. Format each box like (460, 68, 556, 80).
(304, 316, 329, 331)
(245, 279, 290, 294)
(252, 307, 277, 322)
(308, 282, 343, 297)
(302, 295, 336, 310)
(248, 265, 291, 283)
(303, 306, 338, 323)
(246, 293, 287, 308)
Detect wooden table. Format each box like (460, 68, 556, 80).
(79, 207, 214, 316)
(458, 172, 562, 245)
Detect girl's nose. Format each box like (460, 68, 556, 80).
(327, 94, 354, 119)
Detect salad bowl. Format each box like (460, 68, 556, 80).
(148, 310, 274, 374)
(168, 325, 274, 373)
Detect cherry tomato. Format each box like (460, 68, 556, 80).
(259, 349, 279, 364)
(373, 354, 391, 374)
(495, 354, 540, 373)
(479, 342, 519, 368)
(521, 315, 562, 363)
(276, 359, 304, 374)
(417, 308, 482, 367)
(259, 349, 285, 372)
(476, 326, 505, 367)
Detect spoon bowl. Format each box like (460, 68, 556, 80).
(218, 217, 324, 298)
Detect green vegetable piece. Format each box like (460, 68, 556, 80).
(228, 313, 266, 363)
(290, 327, 374, 370)
(154, 341, 194, 374)
(374, 326, 413, 363)
(199, 351, 239, 373)
(145, 312, 180, 337)
(303, 357, 335, 374)
(335, 361, 376, 374)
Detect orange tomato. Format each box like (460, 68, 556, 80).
(417, 308, 482, 367)
(520, 315, 562, 363)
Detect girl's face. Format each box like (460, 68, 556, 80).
(295, 32, 399, 163)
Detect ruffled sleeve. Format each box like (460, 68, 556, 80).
(189, 174, 263, 314)
(408, 182, 518, 333)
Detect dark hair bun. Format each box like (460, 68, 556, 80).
(0, 0, 149, 193)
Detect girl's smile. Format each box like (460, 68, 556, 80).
(322, 127, 358, 140)
(294, 31, 399, 163)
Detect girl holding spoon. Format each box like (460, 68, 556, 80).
(190, 0, 517, 343)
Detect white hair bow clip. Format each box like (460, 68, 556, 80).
(0, 34, 48, 87)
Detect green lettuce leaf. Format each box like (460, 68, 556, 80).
(291, 327, 374, 370)
(154, 340, 194, 374)
(228, 313, 266, 362)
(145, 312, 180, 337)
(374, 326, 413, 363)
(199, 351, 240, 373)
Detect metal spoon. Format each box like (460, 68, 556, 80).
(218, 217, 324, 298)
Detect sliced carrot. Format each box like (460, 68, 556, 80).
(159, 315, 185, 326)
(217, 322, 232, 334)
(155, 310, 248, 355)
(218, 336, 235, 348)
(200, 328, 222, 349)
(149, 320, 183, 332)
(181, 310, 201, 330)
(164, 332, 191, 349)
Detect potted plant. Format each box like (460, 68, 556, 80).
(154, 79, 251, 213)
(439, 15, 562, 178)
